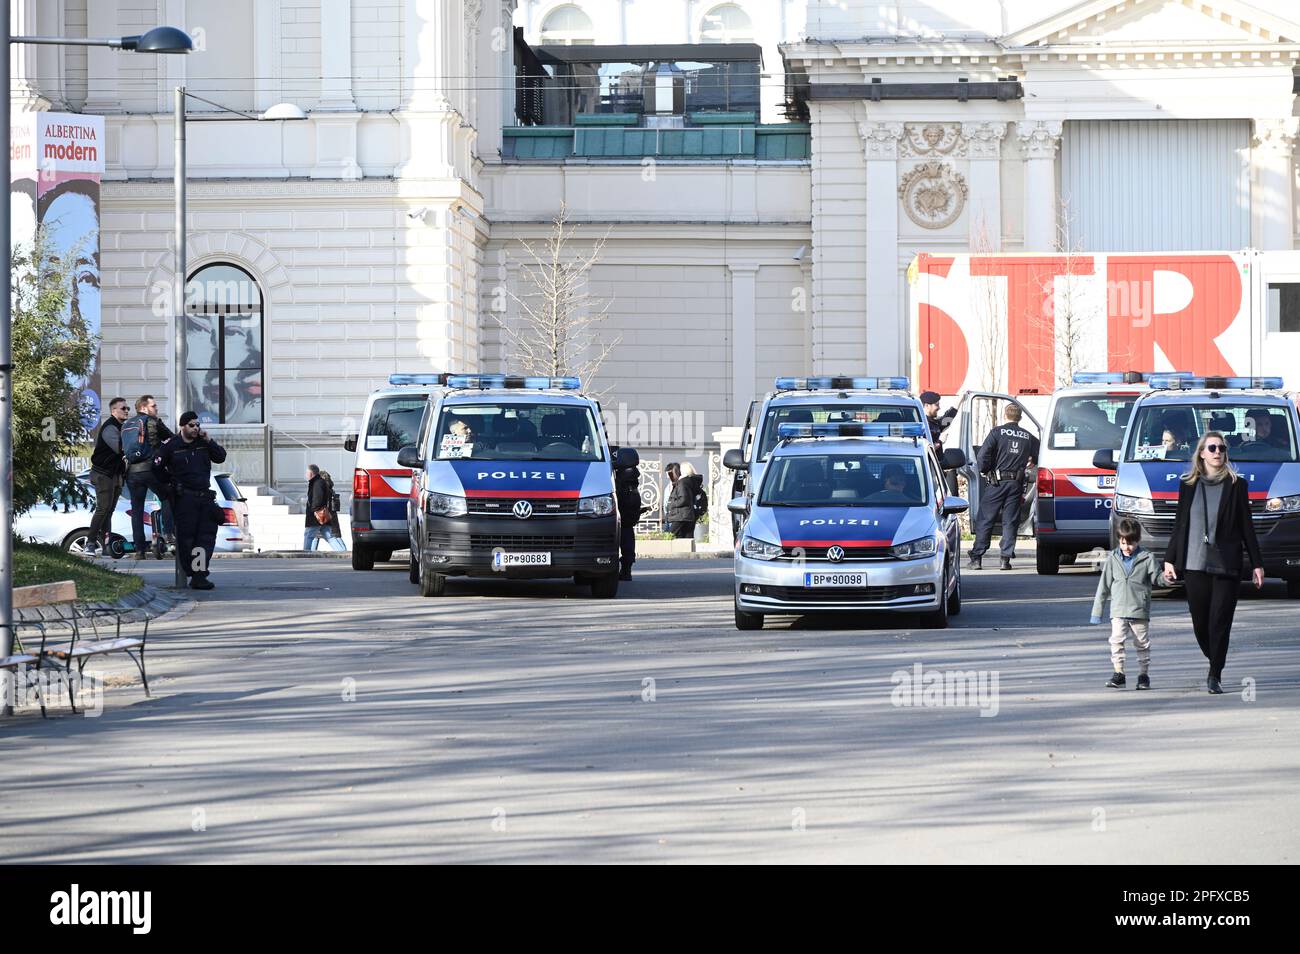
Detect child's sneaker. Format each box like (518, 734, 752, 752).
(1106, 672, 1126, 688)
(1136, 673, 1151, 690)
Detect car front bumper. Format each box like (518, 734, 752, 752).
(733, 553, 943, 613)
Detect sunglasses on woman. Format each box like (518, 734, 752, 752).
(1204, 443, 1226, 453)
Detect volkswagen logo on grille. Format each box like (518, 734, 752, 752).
(827, 545, 845, 562)
(512, 499, 533, 520)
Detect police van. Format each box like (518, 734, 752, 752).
(1033, 371, 1173, 575)
(730, 421, 969, 629)
(1093, 375, 1300, 598)
(724, 377, 928, 537)
(345, 373, 452, 571)
(398, 375, 636, 598)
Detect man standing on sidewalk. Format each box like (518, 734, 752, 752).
(86, 397, 130, 555)
(156, 412, 227, 590)
(122, 394, 176, 559)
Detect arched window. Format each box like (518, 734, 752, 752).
(701, 4, 754, 43)
(184, 263, 264, 425)
(539, 4, 594, 45)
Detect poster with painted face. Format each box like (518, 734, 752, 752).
(10, 113, 104, 429)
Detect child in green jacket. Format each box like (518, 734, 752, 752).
(1091, 518, 1166, 690)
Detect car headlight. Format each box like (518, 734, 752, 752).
(425, 492, 467, 517)
(741, 535, 782, 561)
(891, 535, 938, 560)
(1265, 493, 1300, 513)
(1115, 494, 1154, 515)
(578, 493, 615, 517)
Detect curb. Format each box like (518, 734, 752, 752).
(16, 582, 194, 625)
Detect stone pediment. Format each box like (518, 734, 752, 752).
(1004, 0, 1300, 48)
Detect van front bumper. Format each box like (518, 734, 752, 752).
(419, 514, 619, 578)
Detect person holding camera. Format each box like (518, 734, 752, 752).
(156, 412, 228, 590)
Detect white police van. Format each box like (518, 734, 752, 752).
(730, 421, 969, 629)
(1033, 371, 1174, 575)
(345, 373, 453, 570)
(1094, 375, 1300, 598)
(399, 375, 637, 598)
(724, 377, 928, 538)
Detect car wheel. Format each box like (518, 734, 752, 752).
(590, 573, 620, 599)
(62, 529, 93, 554)
(734, 602, 764, 630)
(352, 546, 375, 571)
(419, 564, 446, 597)
(922, 568, 951, 628)
(408, 550, 419, 585)
(947, 560, 962, 616)
(1036, 545, 1059, 575)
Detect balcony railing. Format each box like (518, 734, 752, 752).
(503, 119, 810, 162)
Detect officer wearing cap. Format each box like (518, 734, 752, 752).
(921, 390, 959, 493)
(969, 403, 1038, 571)
(156, 411, 228, 590)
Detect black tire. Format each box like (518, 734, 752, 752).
(735, 603, 764, 630)
(375, 549, 393, 563)
(1059, 552, 1077, 565)
(947, 561, 962, 616)
(419, 563, 446, 597)
(1036, 545, 1059, 575)
(62, 528, 93, 554)
(590, 573, 620, 599)
(408, 550, 419, 584)
(922, 569, 951, 628)
(352, 546, 375, 571)
(107, 535, 128, 559)
(1288, 578, 1300, 599)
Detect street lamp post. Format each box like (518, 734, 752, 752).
(169, 89, 306, 586)
(1, 9, 192, 715)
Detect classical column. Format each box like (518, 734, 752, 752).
(318, 0, 357, 110)
(1017, 120, 1063, 251)
(962, 121, 1008, 250)
(398, 0, 459, 179)
(501, 1, 517, 133)
(860, 121, 904, 375)
(83, 0, 121, 113)
(1253, 118, 1298, 251)
(9, 0, 50, 111)
(728, 264, 760, 420)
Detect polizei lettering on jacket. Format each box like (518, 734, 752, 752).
(798, 517, 881, 526)
(476, 471, 571, 481)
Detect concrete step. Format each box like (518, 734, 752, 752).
(244, 485, 352, 551)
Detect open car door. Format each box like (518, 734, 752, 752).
(729, 400, 758, 539)
(955, 391, 1042, 535)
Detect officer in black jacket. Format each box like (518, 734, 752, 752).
(612, 447, 643, 581)
(156, 411, 228, 590)
(969, 404, 1038, 570)
(920, 390, 959, 494)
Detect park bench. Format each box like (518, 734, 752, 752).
(3, 580, 150, 717)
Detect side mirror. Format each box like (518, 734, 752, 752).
(1092, 448, 1118, 471)
(613, 447, 640, 469)
(727, 496, 750, 515)
(396, 445, 423, 469)
(941, 495, 969, 516)
(939, 447, 966, 470)
(343, 434, 358, 453)
(723, 448, 748, 471)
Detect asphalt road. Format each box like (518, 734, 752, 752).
(2, 553, 1298, 863)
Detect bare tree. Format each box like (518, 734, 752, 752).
(969, 215, 1005, 441)
(1037, 196, 1098, 388)
(499, 204, 620, 389)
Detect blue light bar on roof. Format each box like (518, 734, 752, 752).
(1148, 375, 1284, 391)
(447, 374, 582, 390)
(774, 376, 910, 392)
(1071, 371, 1190, 386)
(388, 372, 453, 386)
(777, 422, 928, 440)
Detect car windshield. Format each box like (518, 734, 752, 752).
(1049, 395, 1137, 451)
(757, 402, 922, 460)
(760, 453, 928, 507)
(1126, 403, 1299, 462)
(364, 395, 428, 453)
(434, 403, 604, 461)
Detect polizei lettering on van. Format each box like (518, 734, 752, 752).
(798, 517, 881, 526)
(476, 471, 571, 481)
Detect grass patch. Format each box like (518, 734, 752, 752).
(13, 540, 144, 603)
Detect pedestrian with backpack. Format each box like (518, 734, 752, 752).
(665, 461, 707, 540)
(122, 394, 176, 559)
(86, 396, 130, 555)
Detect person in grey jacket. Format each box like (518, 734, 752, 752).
(1091, 518, 1165, 690)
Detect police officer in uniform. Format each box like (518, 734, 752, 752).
(969, 403, 1038, 571)
(920, 390, 959, 495)
(156, 411, 228, 590)
(611, 446, 643, 581)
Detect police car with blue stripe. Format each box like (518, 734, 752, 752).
(1094, 374, 1300, 598)
(724, 376, 928, 538)
(397, 374, 637, 598)
(730, 421, 969, 629)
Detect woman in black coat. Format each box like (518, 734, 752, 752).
(1162, 431, 1264, 694)
(664, 462, 704, 539)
